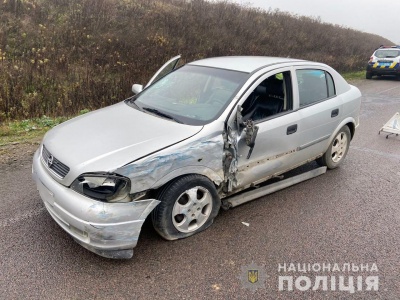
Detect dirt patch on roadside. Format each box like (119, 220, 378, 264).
(0, 139, 41, 172)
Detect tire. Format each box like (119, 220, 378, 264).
(366, 72, 372, 79)
(317, 125, 351, 169)
(152, 174, 220, 241)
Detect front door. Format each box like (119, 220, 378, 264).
(229, 68, 304, 190)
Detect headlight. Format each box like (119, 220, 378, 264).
(71, 173, 132, 203)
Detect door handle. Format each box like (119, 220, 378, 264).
(331, 108, 339, 118)
(287, 124, 297, 135)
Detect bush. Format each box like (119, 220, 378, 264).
(0, 0, 392, 120)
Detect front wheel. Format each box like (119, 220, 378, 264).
(366, 72, 372, 79)
(152, 175, 220, 240)
(317, 125, 351, 169)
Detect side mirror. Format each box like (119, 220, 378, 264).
(132, 84, 143, 95)
(244, 119, 259, 159)
(236, 105, 258, 159)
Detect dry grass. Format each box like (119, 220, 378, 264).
(0, 0, 392, 121)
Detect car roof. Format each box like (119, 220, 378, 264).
(189, 56, 306, 73)
(375, 48, 400, 51)
(374, 46, 400, 52)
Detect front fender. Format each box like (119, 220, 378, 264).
(151, 166, 224, 190)
(116, 134, 225, 193)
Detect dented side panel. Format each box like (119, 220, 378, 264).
(225, 109, 305, 191)
(116, 133, 225, 193)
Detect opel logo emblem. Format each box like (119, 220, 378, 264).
(47, 155, 54, 167)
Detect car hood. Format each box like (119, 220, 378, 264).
(43, 102, 202, 186)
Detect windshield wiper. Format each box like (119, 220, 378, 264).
(142, 107, 183, 123)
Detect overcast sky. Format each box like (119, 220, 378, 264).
(228, 0, 399, 44)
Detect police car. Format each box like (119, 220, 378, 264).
(366, 45, 400, 79)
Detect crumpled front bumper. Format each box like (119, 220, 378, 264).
(32, 149, 160, 259)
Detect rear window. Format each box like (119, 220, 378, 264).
(374, 50, 400, 58)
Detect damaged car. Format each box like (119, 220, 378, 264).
(32, 56, 361, 259)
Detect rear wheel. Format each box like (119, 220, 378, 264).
(366, 72, 372, 79)
(317, 125, 351, 169)
(152, 175, 220, 240)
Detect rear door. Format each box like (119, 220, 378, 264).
(294, 68, 343, 161)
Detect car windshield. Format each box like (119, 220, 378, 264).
(128, 65, 249, 125)
(375, 50, 400, 58)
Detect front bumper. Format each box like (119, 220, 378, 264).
(32, 149, 160, 259)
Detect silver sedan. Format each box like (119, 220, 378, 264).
(32, 56, 361, 258)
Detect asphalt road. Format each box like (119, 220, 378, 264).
(1, 77, 399, 299)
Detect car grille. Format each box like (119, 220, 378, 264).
(41, 145, 70, 178)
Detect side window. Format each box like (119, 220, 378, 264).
(326, 72, 335, 97)
(151, 60, 179, 83)
(297, 69, 335, 107)
(146, 56, 181, 87)
(241, 71, 292, 122)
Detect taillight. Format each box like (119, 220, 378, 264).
(368, 56, 373, 63)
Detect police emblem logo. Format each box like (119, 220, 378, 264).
(239, 262, 266, 292)
(248, 270, 258, 284)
